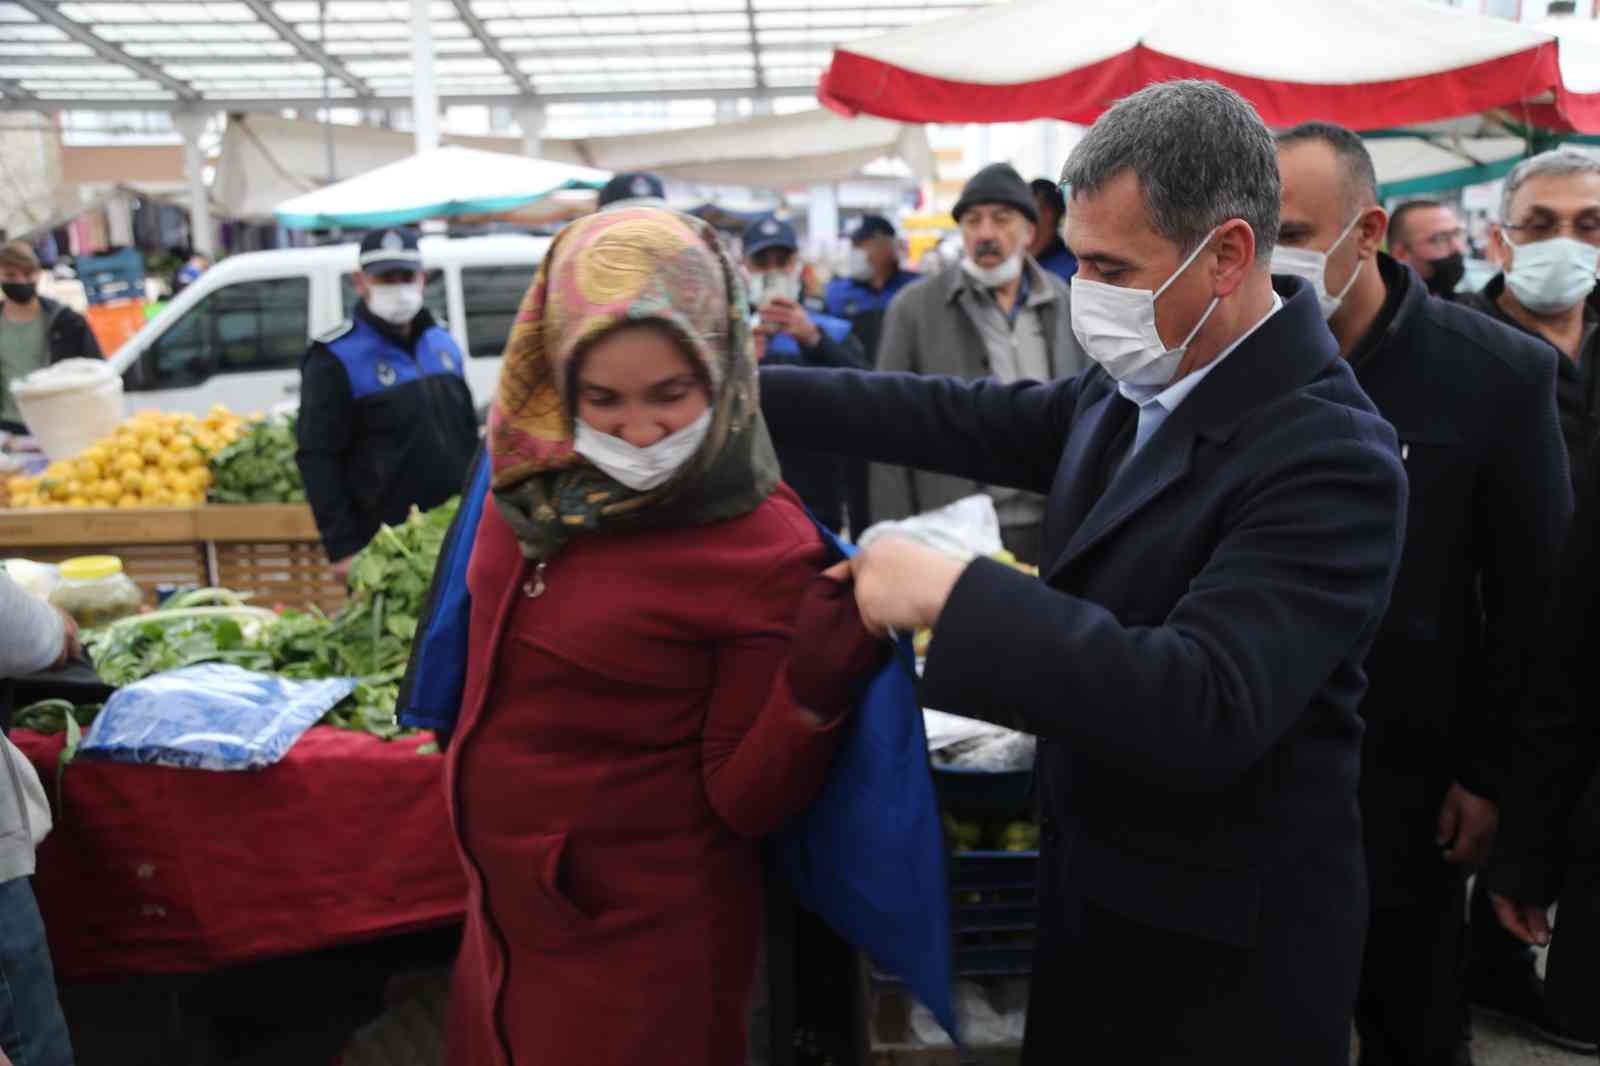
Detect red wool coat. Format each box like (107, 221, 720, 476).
(445, 484, 844, 1066)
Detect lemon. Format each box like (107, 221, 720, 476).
(66, 495, 90, 508)
(116, 493, 141, 509)
(64, 479, 84, 499)
(120, 469, 145, 494)
(115, 452, 143, 474)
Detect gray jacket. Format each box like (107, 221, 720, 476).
(870, 258, 1089, 523)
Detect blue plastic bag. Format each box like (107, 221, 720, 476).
(768, 523, 959, 1043)
(80, 663, 355, 771)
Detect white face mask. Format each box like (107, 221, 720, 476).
(573, 408, 713, 492)
(847, 247, 874, 282)
(1269, 213, 1365, 319)
(1503, 234, 1600, 315)
(1070, 228, 1221, 387)
(961, 252, 1023, 288)
(367, 282, 424, 327)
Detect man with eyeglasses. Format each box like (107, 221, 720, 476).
(1461, 148, 1600, 497)
(1388, 200, 1470, 300)
(1456, 147, 1600, 1057)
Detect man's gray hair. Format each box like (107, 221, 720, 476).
(1060, 79, 1280, 263)
(1500, 147, 1600, 222)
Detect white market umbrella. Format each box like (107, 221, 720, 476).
(274, 145, 610, 230)
(1365, 128, 1530, 199)
(819, 0, 1598, 133)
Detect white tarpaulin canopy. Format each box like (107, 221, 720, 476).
(1365, 127, 1529, 200)
(541, 109, 935, 186)
(218, 111, 933, 222)
(272, 145, 608, 229)
(819, 0, 1600, 134)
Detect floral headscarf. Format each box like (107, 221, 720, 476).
(487, 206, 779, 561)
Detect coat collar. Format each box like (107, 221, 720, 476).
(1045, 276, 1336, 579)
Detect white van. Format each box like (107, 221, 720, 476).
(106, 233, 551, 414)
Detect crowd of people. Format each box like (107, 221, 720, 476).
(5, 72, 1600, 1066)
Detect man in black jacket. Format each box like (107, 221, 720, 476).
(295, 228, 478, 575)
(1274, 124, 1575, 1066)
(0, 240, 102, 433)
(1488, 440, 1600, 1058)
(762, 79, 1406, 1066)
(1459, 147, 1600, 498)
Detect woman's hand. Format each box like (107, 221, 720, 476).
(785, 571, 889, 723)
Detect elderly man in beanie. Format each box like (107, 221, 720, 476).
(870, 162, 1086, 563)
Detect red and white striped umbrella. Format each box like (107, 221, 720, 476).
(819, 0, 1600, 134)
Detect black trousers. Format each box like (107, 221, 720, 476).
(1356, 874, 1467, 1066)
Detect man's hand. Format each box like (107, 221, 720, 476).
(1437, 782, 1499, 866)
(758, 298, 821, 348)
(823, 535, 967, 636)
(1491, 893, 1553, 947)
(53, 607, 82, 667)
(332, 555, 355, 581)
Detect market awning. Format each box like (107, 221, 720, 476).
(1365, 126, 1530, 200)
(818, 0, 1599, 134)
(272, 145, 608, 229)
(543, 108, 935, 187)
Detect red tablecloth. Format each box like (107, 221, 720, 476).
(14, 726, 467, 981)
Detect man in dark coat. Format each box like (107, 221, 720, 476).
(1459, 147, 1600, 499)
(761, 80, 1407, 1066)
(1274, 123, 1573, 1066)
(1488, 438, 1600, 1058)
(295, 228, 479, 574)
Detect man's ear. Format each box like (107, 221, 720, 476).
(1211, 218, 1258, 298)
(1358, 205, 1388, 257)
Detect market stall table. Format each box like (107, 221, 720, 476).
(14, 726, 465, 981)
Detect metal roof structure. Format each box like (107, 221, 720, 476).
(0, 0, 1002, 111)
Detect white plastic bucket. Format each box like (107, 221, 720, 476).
(11, 358, 125, 461)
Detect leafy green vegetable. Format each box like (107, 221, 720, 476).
(209, 417, 306, 504)
(62, 497, 462, 745)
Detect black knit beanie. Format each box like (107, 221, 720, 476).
(953, 163, 1038, 224)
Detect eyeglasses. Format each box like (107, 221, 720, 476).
(1413, 227, 1466, 253)
(1502, 215, 1600, 246)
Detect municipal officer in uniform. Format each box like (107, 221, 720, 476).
(295, 228, 479, 574)
(823, 214, 919, 532)
(744, 215, 869, 533)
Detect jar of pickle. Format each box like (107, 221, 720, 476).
(48, 555, 143, 628)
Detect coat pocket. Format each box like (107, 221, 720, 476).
(487, 831, 594, 947)
(1069, 831, 1262, 949)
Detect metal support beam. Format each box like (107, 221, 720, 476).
(236, 0, 371, 99)
(0, 83, 810, 111)
(173, 110, 215, 258)
(449, 0, 537, 98)
(744, 0, 765, 92)
(410, 0, 439, 152)
(8, 0, 197, 100)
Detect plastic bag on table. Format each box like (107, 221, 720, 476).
(79, 663, 355, 771)
(858, 495, 1003, 561)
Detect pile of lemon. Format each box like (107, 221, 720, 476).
(6, 406, 251, 509)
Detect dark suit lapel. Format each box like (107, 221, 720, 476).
(1049, 422, 1195, 581)
(1042, 387, 1132, 563)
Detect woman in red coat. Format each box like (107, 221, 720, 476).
(446, 207, 881, 1066)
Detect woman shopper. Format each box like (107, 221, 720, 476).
(445, 207, 882, 1066)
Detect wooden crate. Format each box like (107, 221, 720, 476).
(1, 504, 340, 613)
(200, 504, 343, 615)
(213, 540, 345, 615)
(14, 542, 208, 607)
